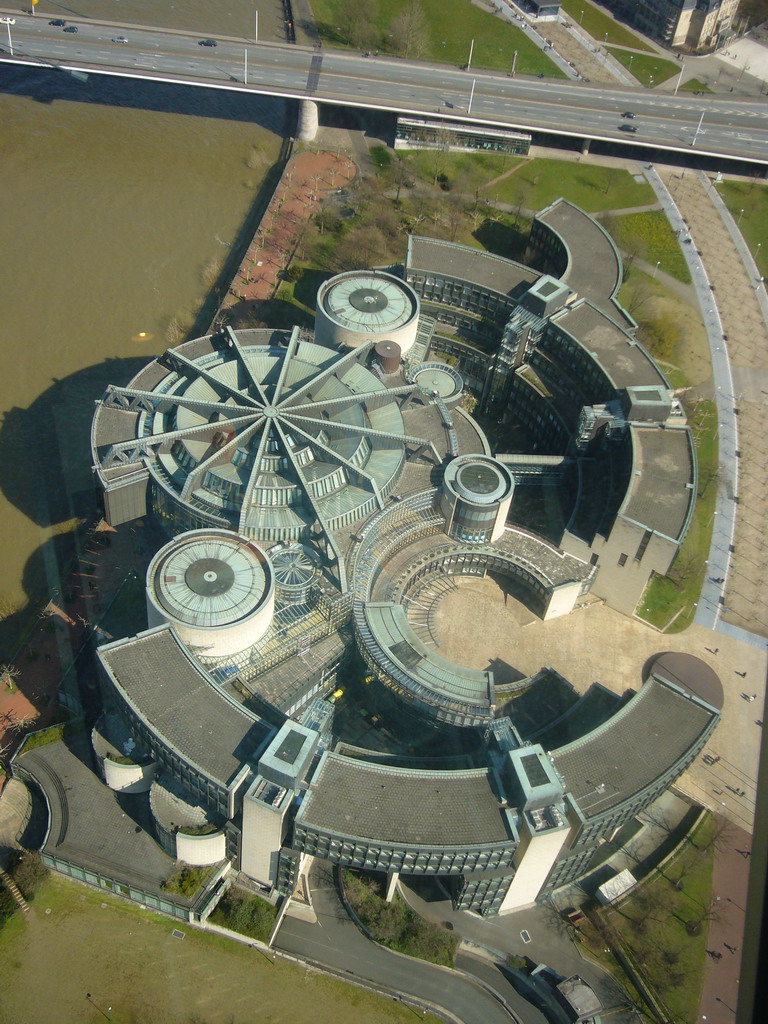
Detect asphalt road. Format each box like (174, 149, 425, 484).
(274, 861, 521, 1024)
(1, 13, 767, 164)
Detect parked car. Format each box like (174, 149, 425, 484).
(198, 38, 217, 47)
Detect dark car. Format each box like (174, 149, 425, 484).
(619, 124, 638, 133)
(198, 38, 217, 47)
(49, 19, 66, 26)
(63, 25, 78, 33)
(621, 111, 635, 119)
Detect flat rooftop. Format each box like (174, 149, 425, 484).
(98, 626, 270, 788)
(535, 200, 632, 327)
(622, 425, 695, 540)
(550, 676, 716, 818)
(406, 235, 538, 297)
(297, 752, 514, 847)
(550, 301, 668, 391)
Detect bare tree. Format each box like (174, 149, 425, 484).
(390, 1, 430, 60)
(340, 0, 379, 51)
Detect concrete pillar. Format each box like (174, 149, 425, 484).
(385, 869, 400, 903)
(581, 137, 591, 154)
(298, 99, 319, 142)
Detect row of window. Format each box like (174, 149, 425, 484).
(293, 827, 516, 874)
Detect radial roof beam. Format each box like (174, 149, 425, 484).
(274, 420, 347, 591)
(296, 383, 419, 415)
(284, 413, 441, 464)
(237, 419, 277, 534)
(102, 384, 256, 420)
(99, 414, 259, 469)
(279, 417, 384, 510)
(181, 416, 265, 501)
(222, 326, 272, 407)
(158, 348, 262, 409)
(280, 341, 377, 409)
(270, 327, 301, 407)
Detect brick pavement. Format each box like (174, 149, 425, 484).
(661, 169, 768, 638)
(217, 150, 357, 328)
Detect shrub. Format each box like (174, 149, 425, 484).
(8, 850, 48, 899)
(161, 864, 212, 898)
(210, 887, 277, 942)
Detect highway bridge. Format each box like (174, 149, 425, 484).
(1, 12, 767, 167)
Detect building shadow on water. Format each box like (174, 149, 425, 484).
(0, 357, 149, 531)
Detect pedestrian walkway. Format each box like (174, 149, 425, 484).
(653, 168, 768, 639)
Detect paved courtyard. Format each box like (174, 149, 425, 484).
(433, 576, 764, 833)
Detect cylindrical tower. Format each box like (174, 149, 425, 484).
(146, 529, 274, 658)
(314, 271, 420, 354)
(271, 543, 320, 606)
(440, 456, 514, 544)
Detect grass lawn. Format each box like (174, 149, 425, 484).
(603, 814, 717, 1023)
(559, 0, 654, 51)
(716, 178, 768, 279)
(637, 397, 717, 631)
(401, 148, 522, 195)
(680, 77, 713, 93)
(311, 0, 566, 76)
(489, 158, 655, 213)
(0, 874, 443, 1024)
(607, 210, 691, 283)
(607, 47, 680, 86)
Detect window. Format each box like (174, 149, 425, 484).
(618, 553, 628, 567)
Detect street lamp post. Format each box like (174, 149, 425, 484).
(0, 16, 15, 56)
(468, 77, 477, 114)
(691, 110, 705, 147)
(467, 38, 474, 71)
(738, 207, 745, 224)
(628, 54, 634, 74)
(653, 260, 661, 278)
(674, 62, 685, 95)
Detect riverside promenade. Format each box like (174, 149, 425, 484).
(216, 149, 357, 327)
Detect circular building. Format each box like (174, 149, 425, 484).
(91, 331, 414, 548)
(441, 455, 514, 544)
(314, 271, 420, 354)
(146, 529, 275, 658)
(272, 543, 321, 605)
(409, 362, 464, 408)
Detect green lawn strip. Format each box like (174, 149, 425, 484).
(342, 868, 458, 966)
(636, 398, 717, 631)
(716, 179, 768, 279)
(603, 816, 715, 1023)
(558, 0, 655, 50)
(679, 77, 712, 93)
(0, 876, 440, 1024)
(607, 47, 680, 86)
(490, 158, 655, 213)
(606, 210, 691, 283)
(311, 0, 565, 76)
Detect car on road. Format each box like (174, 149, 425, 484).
(63, 25, 78, 33)
(619, 124, 638, 133)
(112, 37, 128, 43)
(621, 111, 635, 119)
(49, 19, 66, 26)
(198, 39, 217, 47)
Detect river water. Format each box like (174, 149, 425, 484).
(0, 57, 289, 647)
